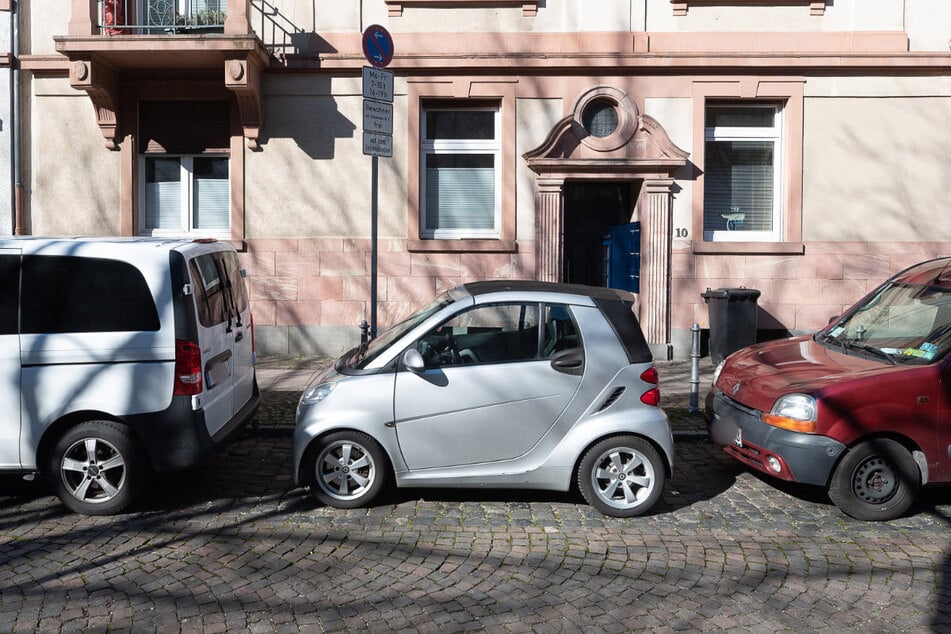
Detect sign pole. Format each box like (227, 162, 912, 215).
(370, 155, 378, 339)
(361, 24, 393, 341)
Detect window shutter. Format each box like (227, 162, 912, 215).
(139, 101, 231, 154)
(703, 140, 774, 234)
(425, 155, 495, 231)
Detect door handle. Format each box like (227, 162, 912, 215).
(550, 349, 585, 375)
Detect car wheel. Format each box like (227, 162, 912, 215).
(47, 421, 146, 516)
(578, 435, 665, 518)
(827, 439, 919, 521)
(305, 431, 389, 509)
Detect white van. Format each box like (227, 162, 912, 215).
(0, 237, 259, 514)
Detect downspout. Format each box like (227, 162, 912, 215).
(11, 0, 22, 235)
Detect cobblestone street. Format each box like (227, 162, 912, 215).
(3, 358, 951, 631)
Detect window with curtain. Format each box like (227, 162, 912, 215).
(703, 104, 782, 242)
(139, 101, 231, 238)
(420, 103, 501, 239)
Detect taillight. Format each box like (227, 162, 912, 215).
(639, 366, 660, 406)
(249, 312, 255, 354)
(640, 388, 661, 406)
(174, 339, 203, 396)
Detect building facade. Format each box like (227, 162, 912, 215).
(14, 0, 951, 358)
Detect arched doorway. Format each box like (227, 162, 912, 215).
(523, 87, 688, 358)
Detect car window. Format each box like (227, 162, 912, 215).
(20, 255, 160, 334)
(0, 254, 18, 335)
(822, 281, 951, 363)
(416, 302, 540, 367)
(353, 291, 458, 369)
(415, 302, 580, 368)
(190, 252, 248, 328)
(541, 304, 580, 357)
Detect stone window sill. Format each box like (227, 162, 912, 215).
(386, 0, 538, 17)
(671, 0, 825, 17)
(692, 241, 805, 255)
(407, 239, 518, 253)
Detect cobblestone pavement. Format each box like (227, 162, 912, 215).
(3, 357, 951, 632)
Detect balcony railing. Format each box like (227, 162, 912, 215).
(100, 0, 227, 35)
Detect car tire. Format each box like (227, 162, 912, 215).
(305, 431, 389, 509)
(46, 420, 147, 516)
(577, 435, 665, 518)
(827, 439, 919, 521)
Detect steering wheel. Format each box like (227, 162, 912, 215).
(444, 332, 461, 364)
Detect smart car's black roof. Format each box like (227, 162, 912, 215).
(461, 280, 636, 302)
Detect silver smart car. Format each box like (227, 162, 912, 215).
(292, 281, 673, 517)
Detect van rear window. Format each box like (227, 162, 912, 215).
(189, 252, 249, 328)
(0, 254, 19, 335)
(21, 255, 160, 334)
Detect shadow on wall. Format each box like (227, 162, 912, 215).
(251, 0, 340, 59)
(249, 2, 358, 160)
(254, 76, 357, 161)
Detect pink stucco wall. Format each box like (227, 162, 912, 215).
(245, 237, 951, 339)
(673, 241, 951, 334)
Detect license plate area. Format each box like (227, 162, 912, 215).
(733, 427, 743, 447)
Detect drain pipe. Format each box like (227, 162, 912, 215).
(11, 0, 23, 235)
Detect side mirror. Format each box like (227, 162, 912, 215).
(403, 348, 425, 373)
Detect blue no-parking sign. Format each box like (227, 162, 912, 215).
(362, 24, 394, 68)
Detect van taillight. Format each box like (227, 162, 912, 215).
(250, 312, 255, 354)
(174, 339, 203, 396)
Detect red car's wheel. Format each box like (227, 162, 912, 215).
(828, 439, 919, 521)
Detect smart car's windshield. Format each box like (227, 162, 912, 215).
(817, 280, 951, 364)
(349, 290, 460, 369)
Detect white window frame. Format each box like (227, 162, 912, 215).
(138, 154, 231, 239)
(420, 105, 502, 240)
(703, 103, 783, 242)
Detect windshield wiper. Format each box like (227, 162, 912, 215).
(817, 331, 847, 353)
(842, 340, 898, 365)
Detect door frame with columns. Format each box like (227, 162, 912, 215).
(523, 87, 688, 359)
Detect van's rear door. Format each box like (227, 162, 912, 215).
(186, 247, 255, 438)
(0, 249, 20, 468)
(220, 251, 256, 419)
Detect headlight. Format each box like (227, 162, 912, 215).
(301, 381, 336, 405)
(762, 394, 817, 433)
(712, 361, 725, 386)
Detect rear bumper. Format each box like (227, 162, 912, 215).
(706, 391, 845, 486)
(129, 376, 261, 471)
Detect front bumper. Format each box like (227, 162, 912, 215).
(706, 391, 845, 486)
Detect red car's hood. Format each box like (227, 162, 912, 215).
(714, 335, 893, 412)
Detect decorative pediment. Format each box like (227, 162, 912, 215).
(524, 113, 689, 175)
(524, 86, 688, 175)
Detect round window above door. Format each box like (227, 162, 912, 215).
(571, 86, 639, 152)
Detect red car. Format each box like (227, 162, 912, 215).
(707, 256, 951, 520)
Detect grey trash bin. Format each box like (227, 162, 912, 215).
(701, 287, 761, 364)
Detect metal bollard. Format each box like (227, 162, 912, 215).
(359, 319, 370, 344)
(688, 322, 701, 413)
